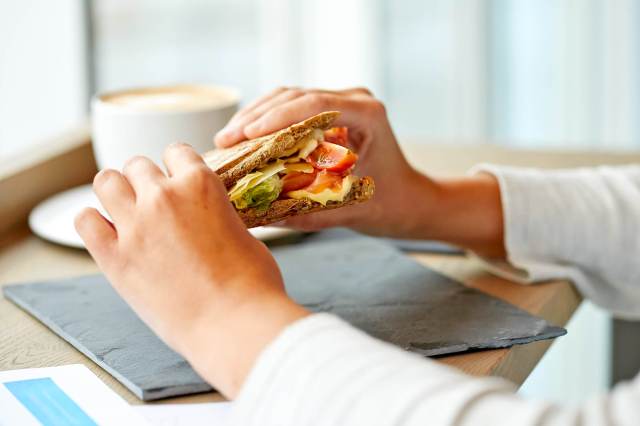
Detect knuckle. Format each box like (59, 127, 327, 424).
(305, 92, 330, 109)
(366, 99, 386, 116)
(166, 142, 191, 153)
(74, 207, 93, 228)
(177, 166, 226, 201)
(241, 110, 261, 124)
(207, 170, 227, 193)
(123, 155, 149, 171)
(164, 142, 191, 159)
(93, 168, 119, 188)
(287, 88, 305, 98)
(181, 166, 224, 197)
(353, 86, 373, 96)
(184, 165, 212, 183)
(147, 184, 172, 206)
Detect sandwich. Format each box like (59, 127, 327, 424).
(203, 111, 375, 228)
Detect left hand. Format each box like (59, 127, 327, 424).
(75, 143, 309, 397)
(214, 87, 427, 237)
(215, 87, 505, 257)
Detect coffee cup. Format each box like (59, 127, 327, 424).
(91, 84, 239, 170)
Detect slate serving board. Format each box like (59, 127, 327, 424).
(3, 234, 565, 401)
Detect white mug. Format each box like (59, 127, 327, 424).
(91, 84, 239, 170)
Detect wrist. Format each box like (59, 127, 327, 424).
(183, 291, 309, 398)
(377, 168, 505, 257)
(429, 173, 505, 257)
(372, 168, 440, 239)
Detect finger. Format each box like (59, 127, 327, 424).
(279, 207, 358, 232)
(122, 156, 166, 196)
(279, 214, 334, 232)
(215, 89, 307, 148)
(309, 87, 373, 97)
(234, 86, 293, 120)
(240, 87, 363, 118)
(339, 87, 373, 97)
(74, 207, 117, 261)
(214, 87, 372, 147)
(163, 143, 206, 176)
(213, 124, 248, 148)
(243, 89, 306, 122)
(92, 169, 135, 223)
(244, 93, 350, 139)
(164, 143, 228, 201)
(214, 87, 292, 147)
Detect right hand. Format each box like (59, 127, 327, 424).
(75, 144, 309, 397)
(214, 87, 435, 237)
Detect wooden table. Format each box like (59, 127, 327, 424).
(3, 142, 639, 404)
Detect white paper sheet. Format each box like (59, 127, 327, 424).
(134, 402, 232, 426)
(0, 364, 150, 425)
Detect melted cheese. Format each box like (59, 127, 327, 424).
(286, 175, 356, 206)
(284, 162, 315, 173)
(228, 160, 285, 202)
(298, 133, 321, 158)
(282, 129, 323, 161)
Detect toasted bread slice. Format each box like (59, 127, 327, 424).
(204, 111, 340, 189)
(238, 176, 375, 228)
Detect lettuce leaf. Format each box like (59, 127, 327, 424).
(232, 175, 282, 211)
(228, 161, 285, 202)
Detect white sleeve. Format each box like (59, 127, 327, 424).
(228, 313, 640, 426)
(471, 164, 640, 319)
(228, 165, 640, 425)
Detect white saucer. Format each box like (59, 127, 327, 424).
(29, 184, 297, 249)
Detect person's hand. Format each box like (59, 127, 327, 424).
(74, 144, 309, 397)
(215, 87, 430, 237)
(214, 87, 506, 256)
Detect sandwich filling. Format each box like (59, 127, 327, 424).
(228, 127, 359, 211)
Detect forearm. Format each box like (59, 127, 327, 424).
(392, 170, 505, 258)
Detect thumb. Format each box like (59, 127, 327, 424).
(280, 207, 360, 232)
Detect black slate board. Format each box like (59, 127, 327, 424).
(3, 234, 565, 401)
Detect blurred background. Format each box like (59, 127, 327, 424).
(2, 0, 639, 405)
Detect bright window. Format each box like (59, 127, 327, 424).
(0, 0, 89, 160)
(2, 0, 639, 160)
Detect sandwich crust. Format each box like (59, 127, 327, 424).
(238, 176, 375, 228)
(204, 111, 340, 189)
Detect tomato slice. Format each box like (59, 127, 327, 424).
(323, 127, 349, 147)
(292, 170, 343, 194)
(281, 170, 317, 193)
(302, 170, 344, 194)
(307, 142, 357, 173)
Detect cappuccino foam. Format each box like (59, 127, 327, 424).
(101, 85, 235, 112)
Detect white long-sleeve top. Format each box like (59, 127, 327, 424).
(229, 165, 640, 425)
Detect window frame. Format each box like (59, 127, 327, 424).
(0, 1, 97, 237)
